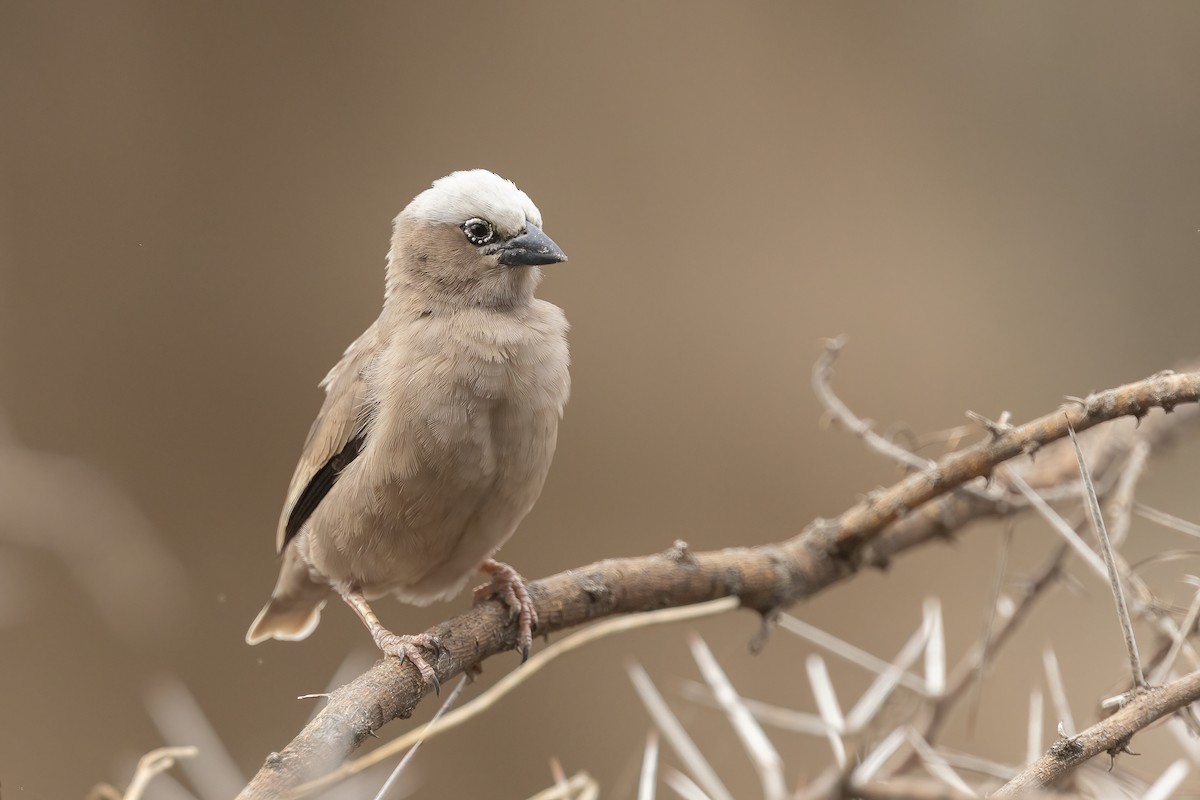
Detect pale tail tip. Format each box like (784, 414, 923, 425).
(245, 598, 326, 645)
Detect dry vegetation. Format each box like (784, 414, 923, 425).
(83, 343, 1200, 798)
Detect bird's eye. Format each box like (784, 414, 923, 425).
(462, 218, 495, 246)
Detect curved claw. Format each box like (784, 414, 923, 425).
(475, 560, 539, 661)
(338, 588, 443, 693)
(377, 631, 442, 694)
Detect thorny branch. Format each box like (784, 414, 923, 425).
(280, 599, 740, 799)
(993, 668, 1200, 797)
(238, 355, 1200, 799)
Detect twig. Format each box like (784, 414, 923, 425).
(1142, 759, 1190, 800)
(1043, 647, 1075, 737)
(935, 749, 1015, 782)
(123, 746, 199, 800)
(239, 366, 1200, 798)
(904, 729, 977, 797)
(1026, 689, 1043, 766)
(282, 598, 739, 798)
(525, 771, 599, 800)
(777, 614, 926, 694)
(913, 545, 1067, 758)
(1150, 581, 1200, 685)
(629, 662, 734, 800)
(924, 599, 946, 697)
(145, 676, 243, 797)
(853, 728, 909, 786)
(806, 655, 847, 767)
(1016, 492, 1200, 680)
(845, 613, 933, 732)
(687, 635, 786, 800)
(1129, 548, 1200, 571)
(993, 668, 1200, 796)
(853, 776, 978, 800)
(678, 682, 827, 736)
(1066, 419, 1146, 689)
(371, 676, 468, 800)
(812, 336, 936, 473)
(639, 731, 659, 800)
(1005, 471, 1108, 579)
(1136, 503, 1200, 538)
(1104, 441, 1149, 548)
(663, 769, 713, 800)
(967, 525, 1013, 733)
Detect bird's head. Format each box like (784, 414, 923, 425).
(387, 170, 567, 309)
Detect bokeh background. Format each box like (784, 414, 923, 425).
(3, 3, 1200, 797)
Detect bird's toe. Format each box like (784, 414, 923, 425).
(377, 632, 442, 693)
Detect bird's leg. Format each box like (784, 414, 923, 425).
(474, 559, 538, 661)
(338, 587, 441, 692)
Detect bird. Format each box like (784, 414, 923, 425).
(245, 169, 570, 687)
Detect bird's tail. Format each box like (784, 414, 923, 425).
(245, 548, 330, 645)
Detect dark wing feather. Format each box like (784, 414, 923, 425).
(275, 321, 379, 553)
(281, 427, 367, 549)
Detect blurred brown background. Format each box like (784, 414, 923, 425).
(3, 2, 1200, 798)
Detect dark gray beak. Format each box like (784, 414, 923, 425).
(498, 224, 568, 267)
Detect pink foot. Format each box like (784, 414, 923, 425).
(475, 560, 538, 661)
(374, 630, 442, 693)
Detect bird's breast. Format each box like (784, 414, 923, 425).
(370, 302, 569, 479)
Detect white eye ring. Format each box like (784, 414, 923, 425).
(462, 218, 495, 246)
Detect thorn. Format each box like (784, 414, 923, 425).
(1106, 734, 1137, 770)
(863, 545, 891, 571)
(749, 607, 780, 654)
(1130, 404, 1147, 427)
(1063, 395, 1089, 410)
(665, 539, 695, 565)
(966, 410, 1013, 439)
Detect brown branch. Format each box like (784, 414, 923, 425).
(993, 669, 1200, 797)
(238, 368, 1200, 798)
(284, 599, 739, 798)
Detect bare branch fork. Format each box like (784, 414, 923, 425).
(238, 354, 1200, 798)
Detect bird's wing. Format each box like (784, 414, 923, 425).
(276, 320, 380, 553)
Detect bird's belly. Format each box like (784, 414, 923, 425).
(302, 399, 557, 603)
